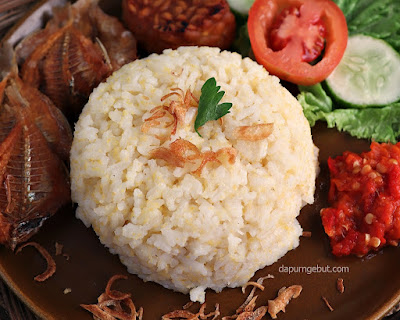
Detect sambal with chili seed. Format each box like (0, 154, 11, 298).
(321, 142, 400, 256)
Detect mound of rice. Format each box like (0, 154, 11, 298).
(70, 46, 318, 302)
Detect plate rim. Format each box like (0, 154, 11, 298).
(0, 1, 400, 319)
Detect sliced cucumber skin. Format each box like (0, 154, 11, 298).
(227, 0, 255, 15)
(325, 34, 400, 108)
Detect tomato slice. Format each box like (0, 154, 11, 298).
(269, 6, 326, 62)
(248, 0, 348, 86)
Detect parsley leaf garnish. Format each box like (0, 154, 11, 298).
(194, 77, 233, 137)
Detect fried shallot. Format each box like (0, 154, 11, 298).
(150, 139, 236, 175)
(0, 72, 71, 250)
(233, 124, 273, 141)
(302, 231, 312, 238)
(81, 274, 143, 320)
(162, 302, 220, 320)
(242, 282, 264, 294)
(151, 139, 200, 168)
(267, 285, 302, 319)
(142, 88, 198, 139)
(321, 296, 334, 312)
(17, 0, 137, 120)
(336, 278, 344, 294)
(16, 242, 56, 282)
(55, 242, 63, 256)
(222, 275, 274, 320)
(235, 306, 267, 320)
(238, 275, 273, 312)
(105, 274, 131, 301)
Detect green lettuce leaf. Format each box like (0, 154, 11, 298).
(323, 105, 400, 143)
(299, 84, 400, 143)
(334, 0, 400, 51)
(298, 84, 332, 126)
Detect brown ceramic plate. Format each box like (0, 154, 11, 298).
(1, 1, 400, 319)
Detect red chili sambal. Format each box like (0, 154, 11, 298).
(321, 142, 400, 257)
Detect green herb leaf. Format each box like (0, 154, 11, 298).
(195, 78, 232, 136)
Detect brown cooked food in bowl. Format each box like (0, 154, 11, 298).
(122, 0, 236, 54)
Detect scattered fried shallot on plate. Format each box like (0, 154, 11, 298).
(322, 296, 334, 312)
(235, 306, 267, 320)
(336, 278, 345, 294)
(16, 242, 56, 282)
(237, 275, 274, 314)
(161, 275, 275, 320)
(81, 274, 143, 320)
(268, 285, 302, 319)
(221, 275, 274, 320)
(55, 242, 63, 256)
(302, 231, 312, 238)
(162, 302, 220, 320)
(55, 242, 70, 260)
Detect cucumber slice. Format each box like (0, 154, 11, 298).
(325, 34, 400, 108)
(227, 0, 255, 15)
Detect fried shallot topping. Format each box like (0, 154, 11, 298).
(150, 138, 237, 174)
(55, 242, 64, 256)
(267, 285, 302, 319)
(321, 296, 334, 312)
(235, 306, 267, 320)
(16, 242, 56, 282)
(336, 278, 344, 294)
(162, 302, 220, 320)
(222, 275, 274, 320)
(241, 281, 266, 294)
(151, 139, 200, 168)
(237, 275, 274, 314)
(302, 231, 312, 238)
(105, 274, 131, 301)
(81, 274, 143, 320)
(183, 301, 194, 309)
(142, 88, 198, 138)
(233, 124, 273, 141)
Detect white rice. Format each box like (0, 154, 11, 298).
(70, 46, 318, 302)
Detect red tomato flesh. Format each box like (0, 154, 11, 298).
(269, 6, 326, 62)
(321, 142, 400, 257)
(248, 0, 348, 85)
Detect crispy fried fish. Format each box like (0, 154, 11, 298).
(17, 0, 137, 120)
(0, 72, 71, 250)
